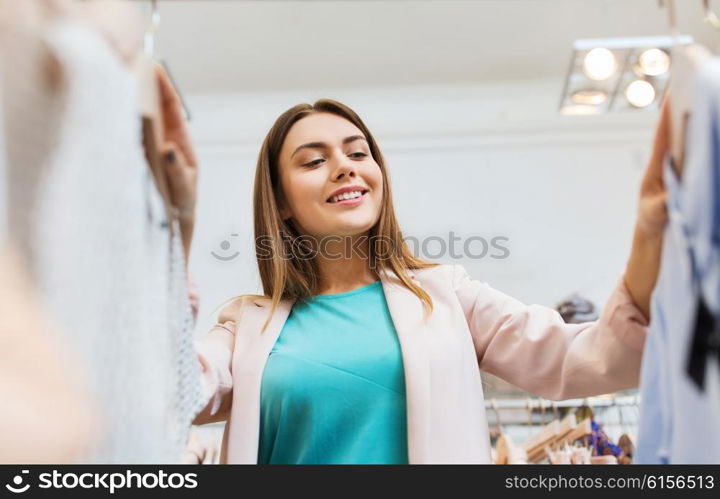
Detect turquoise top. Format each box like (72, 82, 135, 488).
(257, 280, 409, 464)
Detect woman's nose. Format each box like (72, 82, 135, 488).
(332, 155, 357, 180)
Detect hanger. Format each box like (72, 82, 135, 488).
(613, 395, 626, 436)
(491, 399, 528, 465)
(524, 399, 562, 463)
(491, 399, 507, 464)
(526, 397, 535, 440)
(555, 417, 593, 448)
(528, 410, 585, 463)
(491, 399, 502, 433)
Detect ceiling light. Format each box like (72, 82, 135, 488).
(583, 48, 618, 81)
(625, 80, 656, 108)
(570, 90, 607, 106)
(638, 48, 670, 76)
(560, 35, 693, 115)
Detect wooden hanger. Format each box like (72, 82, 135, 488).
(525, 412, 579, 463)
(491, 399, 528, 464)
(555, 416, 593, 448)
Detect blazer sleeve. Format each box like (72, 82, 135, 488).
(452, 264, 648, 400)
(192, 298, 244, 425)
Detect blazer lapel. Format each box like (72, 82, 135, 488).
(379, 268, 433, 464)
(226, 295, 293, 464)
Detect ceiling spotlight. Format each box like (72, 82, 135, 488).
(583, 48, 618, 81)
(625, 80, 656, 108)
(560, 36, 693, 115)
(570, 90, 608, 106)
(638, 48, 670, 76)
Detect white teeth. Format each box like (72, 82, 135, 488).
(330, 190, 363, 203)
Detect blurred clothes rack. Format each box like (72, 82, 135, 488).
(0, 0, 203, 463)
(484, 394, 639, 410)
(488, 395, 638, 465)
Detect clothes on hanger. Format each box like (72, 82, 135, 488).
(588, 419, 623, 458)
(636, 58, 720, 464)
(1, 5, 202, 463)
(0, 243, 100, 463)
(495, 433, 528, 464)
(1, 42, 98, 463)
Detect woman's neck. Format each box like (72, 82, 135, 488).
(314, 234, 378, 295)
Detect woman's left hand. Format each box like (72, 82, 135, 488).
(624, 98, 671, 320)
(636, 98, 671, 239)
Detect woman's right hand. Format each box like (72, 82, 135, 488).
(155, 64, 198, 257)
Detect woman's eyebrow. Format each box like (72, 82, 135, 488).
(290, 135, 367, 158)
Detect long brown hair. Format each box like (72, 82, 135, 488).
(252, 99, 439, 332)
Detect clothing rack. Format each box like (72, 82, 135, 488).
(485, 394, 639, 410)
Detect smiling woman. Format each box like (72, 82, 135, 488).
(187, 95, 668, 464)
(253, 99, 440, 316)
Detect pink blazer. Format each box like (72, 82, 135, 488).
(193, 264, 647, 464)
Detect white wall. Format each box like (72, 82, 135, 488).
(187, 78, 657, 334)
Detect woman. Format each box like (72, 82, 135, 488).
(161, 74, 669, 463)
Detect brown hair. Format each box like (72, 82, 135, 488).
(252, 98, 439, 332)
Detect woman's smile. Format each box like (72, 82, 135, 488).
(327, 190, 369, 206)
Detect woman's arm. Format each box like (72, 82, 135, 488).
(192, 298, 244, 425)
(452, 104, 669, 401)
(453, 264, 647, 400)
(624, 99, 671, 320)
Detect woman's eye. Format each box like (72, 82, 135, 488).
(349, 152, 368, 159)
(303, 158, 324, 167)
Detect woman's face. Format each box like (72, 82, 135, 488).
(277, 112, 383, 239)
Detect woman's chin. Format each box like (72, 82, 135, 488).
(319, 223, 373, 238)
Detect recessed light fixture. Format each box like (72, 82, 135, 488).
(571, 89, 608, 106)
(583, 48, 618, 81)
(560, 35, 692, 115)
(638, 48, 670, 76)
(625, 80, 657, 108)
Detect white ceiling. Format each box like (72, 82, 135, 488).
(148, 0, 720, 94)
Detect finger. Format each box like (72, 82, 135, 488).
(642, 97, 671, 185)
(650, 97, 671, 165)
(159, 142, 196, 219)
(155, 64, 183, 124)
(159, 141, 192, 175)
(154, 64, 199, 167)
